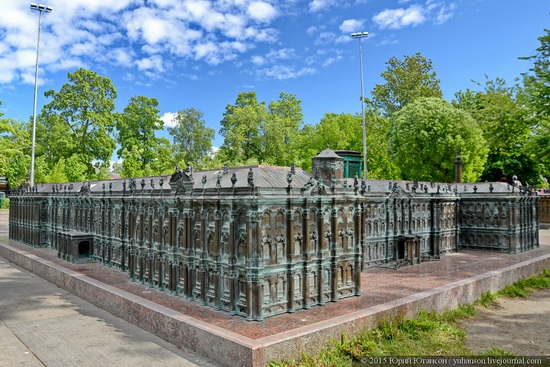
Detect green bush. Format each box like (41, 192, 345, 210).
(1, 198, 9, 209)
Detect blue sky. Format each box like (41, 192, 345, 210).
(0, 0, 549, 148)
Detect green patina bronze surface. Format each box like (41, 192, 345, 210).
(8, 149, 540, 321)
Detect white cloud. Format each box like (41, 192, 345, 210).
(257, 64, 316, 80)
(142, 18, 172, 44)
(251, 55, 267, 65)
(70, 43, 97, 56)
(435, 3, 456, 25)
(136, 55, 165, 72)
(194, 40, 251, 65)
(308, 0, 338, 12)
(314, 32, 338, 45)
(340, 19, 365, 34)
(306, 26, 319, 36)
(161, 112, 177, 128)
(266, 48, 296, 60)
(335, 35, 353, 44)
(246, 27, 279, 43)
(372, 5, 426, 30)
(15, 49, 37, 69)
(108, 48, 135, 67)
(322, 55, 342, 67)
(380, 37, 399, 46)
(0, 0, 283, 85)
(373, 1, 457, 30)
(181, 73, 199, 81)
(0, 59, 16, 83)
(426, 0, 437, 11)
(249, 45, 334, 80)
(149, 0, 178, 8)
(247, 2, 278, 22)
(304, 48, 343, 68)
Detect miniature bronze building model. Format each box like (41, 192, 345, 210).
(8, 149, 540, 320)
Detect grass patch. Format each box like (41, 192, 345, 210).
(477, 291, 498, 308)
(270, 269, 550, 367)
(478, 345, 516, 357)
(271, 305, 476, 367)
(498, 269, 550, 298)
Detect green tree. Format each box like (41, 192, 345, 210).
(263, 91, 303, 166)
(119, 146, 150, 178)
(37, 114, 73, 172)
(371, 52, 442, 117)
(365, 108, 401, 180)
(43, 157, 69, 183)
(149, 137, 173, 174)
(218, 92, 268, 165)
(4, 152, 30, 188)
(389, 97, 487, 182)
(64, 154, 89, 182)
(42, 68, 117, 178)
(521, 28, 550, 179)
(294, 112, 399, 179)
(293, 113, 359, 172)
(0, 112, 29, 182)
(521, 28, 550, 119)
(116, 95, 172, 176)
(454, 78, 540, 184)
(218, 91, 305, 167)
(169, 107, 215, 170)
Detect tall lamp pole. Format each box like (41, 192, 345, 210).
(351, 32, 368, 180)
(30, 3, 53, 187)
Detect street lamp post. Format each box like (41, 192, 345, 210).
(351, 31, 368, 180)
(30, 3, 53, 187)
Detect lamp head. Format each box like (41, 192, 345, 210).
(30, 3, 53, 12)
(351, 32, 368, 39)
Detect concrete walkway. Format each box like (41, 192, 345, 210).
(0, 210, 216, 367)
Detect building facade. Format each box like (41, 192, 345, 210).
(8, 149, 540, 320)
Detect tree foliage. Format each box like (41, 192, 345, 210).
(36, 114, 73, 172)
(218, 92, 268, 165)
(454, 78, 540, 184)
(364, 108, 401, 179)
(521, 28, 550, 179)
(116, 96, 172, 177)
(3, 152, 29, 188)
(293, 113, 361, 171)
(0, 105, 29, 182)
(389, 97, 487, 182)
(218, 91, 303, 166)
(169, 107, 215, 170)
(293, 111, 399, 179)
(263, 91, 303, 166)
(371, 52, 442, 117)
(116, 96, 162, 160)
(42, 68, 117, 176)
(521, 28, 550, 119)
